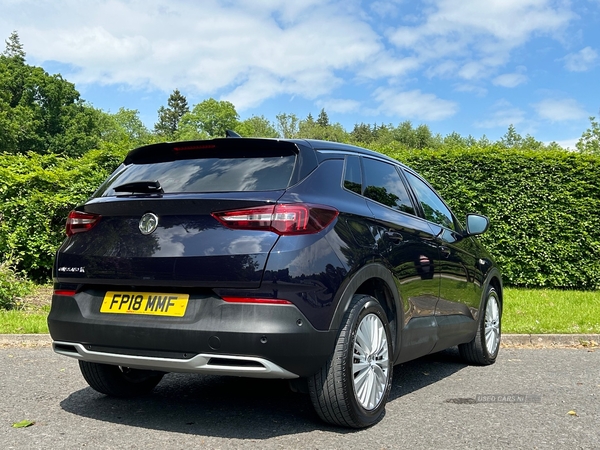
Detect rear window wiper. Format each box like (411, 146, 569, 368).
(113, 180, 164, 195)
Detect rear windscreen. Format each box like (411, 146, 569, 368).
(97, 147, 297, 196)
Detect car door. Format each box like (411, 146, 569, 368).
(402, 170, 483, 350)
(360, 157, 441, 361)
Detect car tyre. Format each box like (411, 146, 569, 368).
(459, 286, 501, 365)
(308, 294, 393, 428)
(79, 361, 164, 397)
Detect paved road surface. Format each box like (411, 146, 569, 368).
(1, 346, 598, 449)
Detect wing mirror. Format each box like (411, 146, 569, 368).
(465, 214, 489, 236)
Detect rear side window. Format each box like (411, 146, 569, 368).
(98, 147, 296, 196)
(343, 155, 362, 194)
(362, 158, 415, 215)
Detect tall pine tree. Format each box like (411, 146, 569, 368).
(154, 89, 189, 138)
(316, 108, 329, 127)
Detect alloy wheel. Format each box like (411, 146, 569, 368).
(484, 293, 501, 355)
(352, 313, 390, 410)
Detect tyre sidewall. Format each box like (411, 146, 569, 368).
(343, 296, 394, 426)
(479, 287, 501, 362)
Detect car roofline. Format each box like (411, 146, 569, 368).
(125, 137, 406, 170)
(293, 139, 409, 169)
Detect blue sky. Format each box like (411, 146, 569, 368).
(1, 0, 599, 147)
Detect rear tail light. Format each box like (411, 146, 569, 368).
(66, 211, 101, 236)
(212, 203, 338, 235)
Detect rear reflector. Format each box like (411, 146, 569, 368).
(66, 210, 101, 236)
(53, 289, 76, 296)
(212, 203, 338, 235)
(221, 297, 292, 305)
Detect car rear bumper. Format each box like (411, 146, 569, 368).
(48, 290, 337, 378)
(52, 341, 299, 378)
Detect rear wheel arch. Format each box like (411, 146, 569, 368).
(481, 268, 503, 317)
(309, 293, 394, 427)
(460, 269, 503, 365)
(329, 264, 402, 358)
(489, 275, 503, 310)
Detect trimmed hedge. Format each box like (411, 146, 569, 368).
(379, 144, 600, 289)
(0, 142, 599, 289)
(0, 143, 127, 281)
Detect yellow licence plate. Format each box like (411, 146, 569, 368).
(100, 291, 189, 317)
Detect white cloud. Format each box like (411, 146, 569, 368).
(492, 72, 528, 88)
(388, 0, 575, 80)
(425, 60, 459, 78)
(454, 83, 488, 97)
(0, 0, 589, 140)
(563, 46, 598, 72)
(4, 0, 381, 109)
(548, 137, 579, 150)
(373, 88, 458, 121)
(370, 0, 404, 18)
(317, 98, 362, 114)
(357, 53, 420, 79)
(532, 98, 588, 122)
(476, 100, 525, 128)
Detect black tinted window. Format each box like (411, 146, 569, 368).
(362, 158, 415, 215)
(404, 171, 455, 230)
(99, 155, 296, 195)
(343, 155, 362, 194)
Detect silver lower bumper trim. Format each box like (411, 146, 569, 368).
(53, 341, 299, 379)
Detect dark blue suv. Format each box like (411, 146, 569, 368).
(49, 137, 502, 428)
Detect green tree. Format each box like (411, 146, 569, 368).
(275, 113, 299, 138)
(237, 115, 278, 137)
(3, 31, 25, 61)
(576, 116, 600, 154)
(102, 108, 152, 147)
(0, 32, 105, 157)
(178, 98, 239, 139)
(394, 121, 416, 148)
(443, 131, 468, 147)
(372, 123, 395, 145)
(296, 110, 348, 142)
(500, 124, 523, 148)
(316, 108, 329, 127)
(298, 117, 348, 142)
(521, 134, 545, 151)
(154, 89, 189, 138)
(414, 124, 435, 149)
(350, 123, 374, 144)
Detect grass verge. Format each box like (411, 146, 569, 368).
(1, 286, 599, 334)
(0, 306, 50, 334)
(0, 285, 51, 334)
(503, 288, 600, 334)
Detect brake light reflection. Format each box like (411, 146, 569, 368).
(221, 297, 292, 305)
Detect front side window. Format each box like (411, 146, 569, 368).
(362, 158, 415, 215)
(404, 171, 455, 230)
